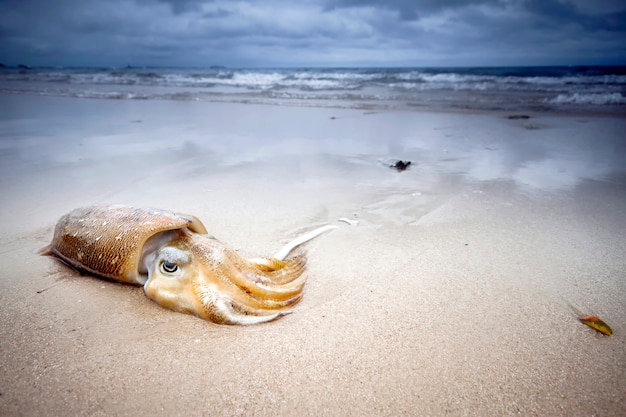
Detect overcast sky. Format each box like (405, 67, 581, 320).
(1, 0, 625, 67)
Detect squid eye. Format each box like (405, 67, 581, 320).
(160, 260, 179, 274)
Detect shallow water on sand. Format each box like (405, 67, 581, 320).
(1, 94, 624, 197)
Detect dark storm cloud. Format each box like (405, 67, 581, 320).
(0, 0, 624, 67)
(153, 0, 207, 14)
(524, 0, 626, 31)
(330, 0, 626, 31)
(325, 0, 504, 20)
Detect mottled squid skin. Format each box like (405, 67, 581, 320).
(144, 231, 307, 325)
(41, 205, 208, 285)
(41, 205, 328, 325)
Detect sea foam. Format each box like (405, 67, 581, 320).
(1, 66, 625, 111)
(547, 92, 626, 105)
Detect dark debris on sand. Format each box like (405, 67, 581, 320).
(391, 160, 411, 172)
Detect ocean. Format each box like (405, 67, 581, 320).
(1, 66, 625, 113)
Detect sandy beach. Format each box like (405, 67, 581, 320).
(1, 93, 625, 416)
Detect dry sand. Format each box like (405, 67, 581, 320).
(1, 94, 625, 416)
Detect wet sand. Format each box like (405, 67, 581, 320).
(1, 94, 625, 416)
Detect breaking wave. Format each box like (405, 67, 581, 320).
(1, 65, 624, 110)
(547, 92, 626, 105)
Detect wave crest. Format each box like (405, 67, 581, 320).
(547, 92, 626, 105)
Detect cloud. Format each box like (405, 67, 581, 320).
(154, 0, 208, 14)
(0, 0, 624, 67)
(325, 0, 505, 20)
